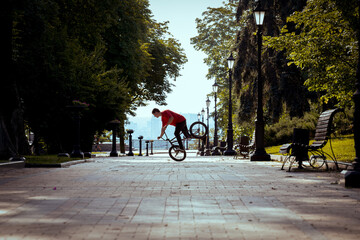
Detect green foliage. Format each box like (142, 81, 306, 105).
(10, 0, 187, 154)
(191, 1, 238, 135)
(264, 0, 357, 107)
(265, 107, 353, 146)
(234, 0, 312, 127)
(265, 111, 319, 146)
(104, 0, 187, 111)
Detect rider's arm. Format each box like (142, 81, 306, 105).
(165, 116, 174, 127)
(158, 113, 174, 139)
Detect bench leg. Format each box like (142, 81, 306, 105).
(288, 157, 296, 172)
(281, 155, 290, 170)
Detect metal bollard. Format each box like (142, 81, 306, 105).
(150, 140, 154, 155)
(145, 140, 149, 156)
(127, 129, 134, 156)
(109, 120, 120, 157)
(138, 136, 143, 156)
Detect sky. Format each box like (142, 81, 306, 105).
(129, 0, 224, 119)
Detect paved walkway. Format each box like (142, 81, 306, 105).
(0, 152, 359, 240)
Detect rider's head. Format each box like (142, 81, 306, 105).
(152, 108, 161, 118)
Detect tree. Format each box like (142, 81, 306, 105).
(192, 0, 311, 140)
(1, 0, 187, 157)
(0, 0, 30, 159)
(104, 0, 187, 112)
(234, 0, 311, 126)
(264, 0, 357, 107)
(191, 1, 238, 136)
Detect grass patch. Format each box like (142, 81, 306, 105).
(265, 134, 355, 163)
(25, 155, 83, 164)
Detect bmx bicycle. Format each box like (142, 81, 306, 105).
(161, 121, 208, 161)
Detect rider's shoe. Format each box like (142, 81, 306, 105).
(174, 149, 185, 157)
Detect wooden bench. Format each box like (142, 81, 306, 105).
(234, 131, 255, 159)
(280, 108, 342, 171)
(212, 141, 227, 155)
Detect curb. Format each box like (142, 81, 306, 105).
(25, 159, 95, 168)
(0, 161, 25, 168)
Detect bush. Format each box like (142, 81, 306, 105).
(264, 107, 353, 147)
(265, 112, 318, 146)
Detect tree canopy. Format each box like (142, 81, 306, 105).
(0, 0, 187, 157)
(264, 0, 357, 107)
(191, 1, 239, 138)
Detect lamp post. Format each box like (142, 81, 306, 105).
(345, 0, 360, 187)
(250, 2, 271, 161)
(212, 81, 221, 155)
(201, 108, 205, 156)
(224, 53, 236, 156)
(205, 97, 211, 156)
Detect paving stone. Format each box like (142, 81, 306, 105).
(0, 153, 359, 239)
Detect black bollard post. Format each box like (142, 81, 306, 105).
(109, 120, 120, 157)
(127, 129, 134, 156)
(145, 140, 149, 156)
(138, 136, 143, 156)
(150, 140, 154, 155)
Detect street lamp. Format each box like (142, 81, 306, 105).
(224, 53, 236, 155)
(212, 81, 221, 155)
(205, 97, 211, 156)
(345, 0, 360, 187)
(201, 108, 205, 156)
(250, 1, 271, 161)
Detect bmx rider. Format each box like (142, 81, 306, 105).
(152, 108, 191, 151)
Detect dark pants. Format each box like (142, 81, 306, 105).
(175, 120, 190, 150)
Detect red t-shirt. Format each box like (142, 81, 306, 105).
(161, 110, 186, 127)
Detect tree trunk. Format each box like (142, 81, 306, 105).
(0, 0, 30, 159)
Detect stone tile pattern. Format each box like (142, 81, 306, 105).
(0, 154, 360, 239)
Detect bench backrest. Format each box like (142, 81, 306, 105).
(314, 108, 340, 142)
(249, 130, 256, 147)
(240, 136, 249, 145)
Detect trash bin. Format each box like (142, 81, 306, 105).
(292, 128, 309, 168)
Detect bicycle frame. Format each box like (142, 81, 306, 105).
(161, 132, 186, 147)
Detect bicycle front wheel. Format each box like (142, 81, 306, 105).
(169, 145, 186, 161)
(190, 121, 208, 139)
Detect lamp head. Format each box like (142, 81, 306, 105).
(212, 82, 219, 93)
(206, 97, 211, 108)
(254, 3, 265, 26)
(227, 53, 235, 69)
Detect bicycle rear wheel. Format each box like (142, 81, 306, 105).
(169, 145, 186, 161)
(190, 121, 207, 139)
